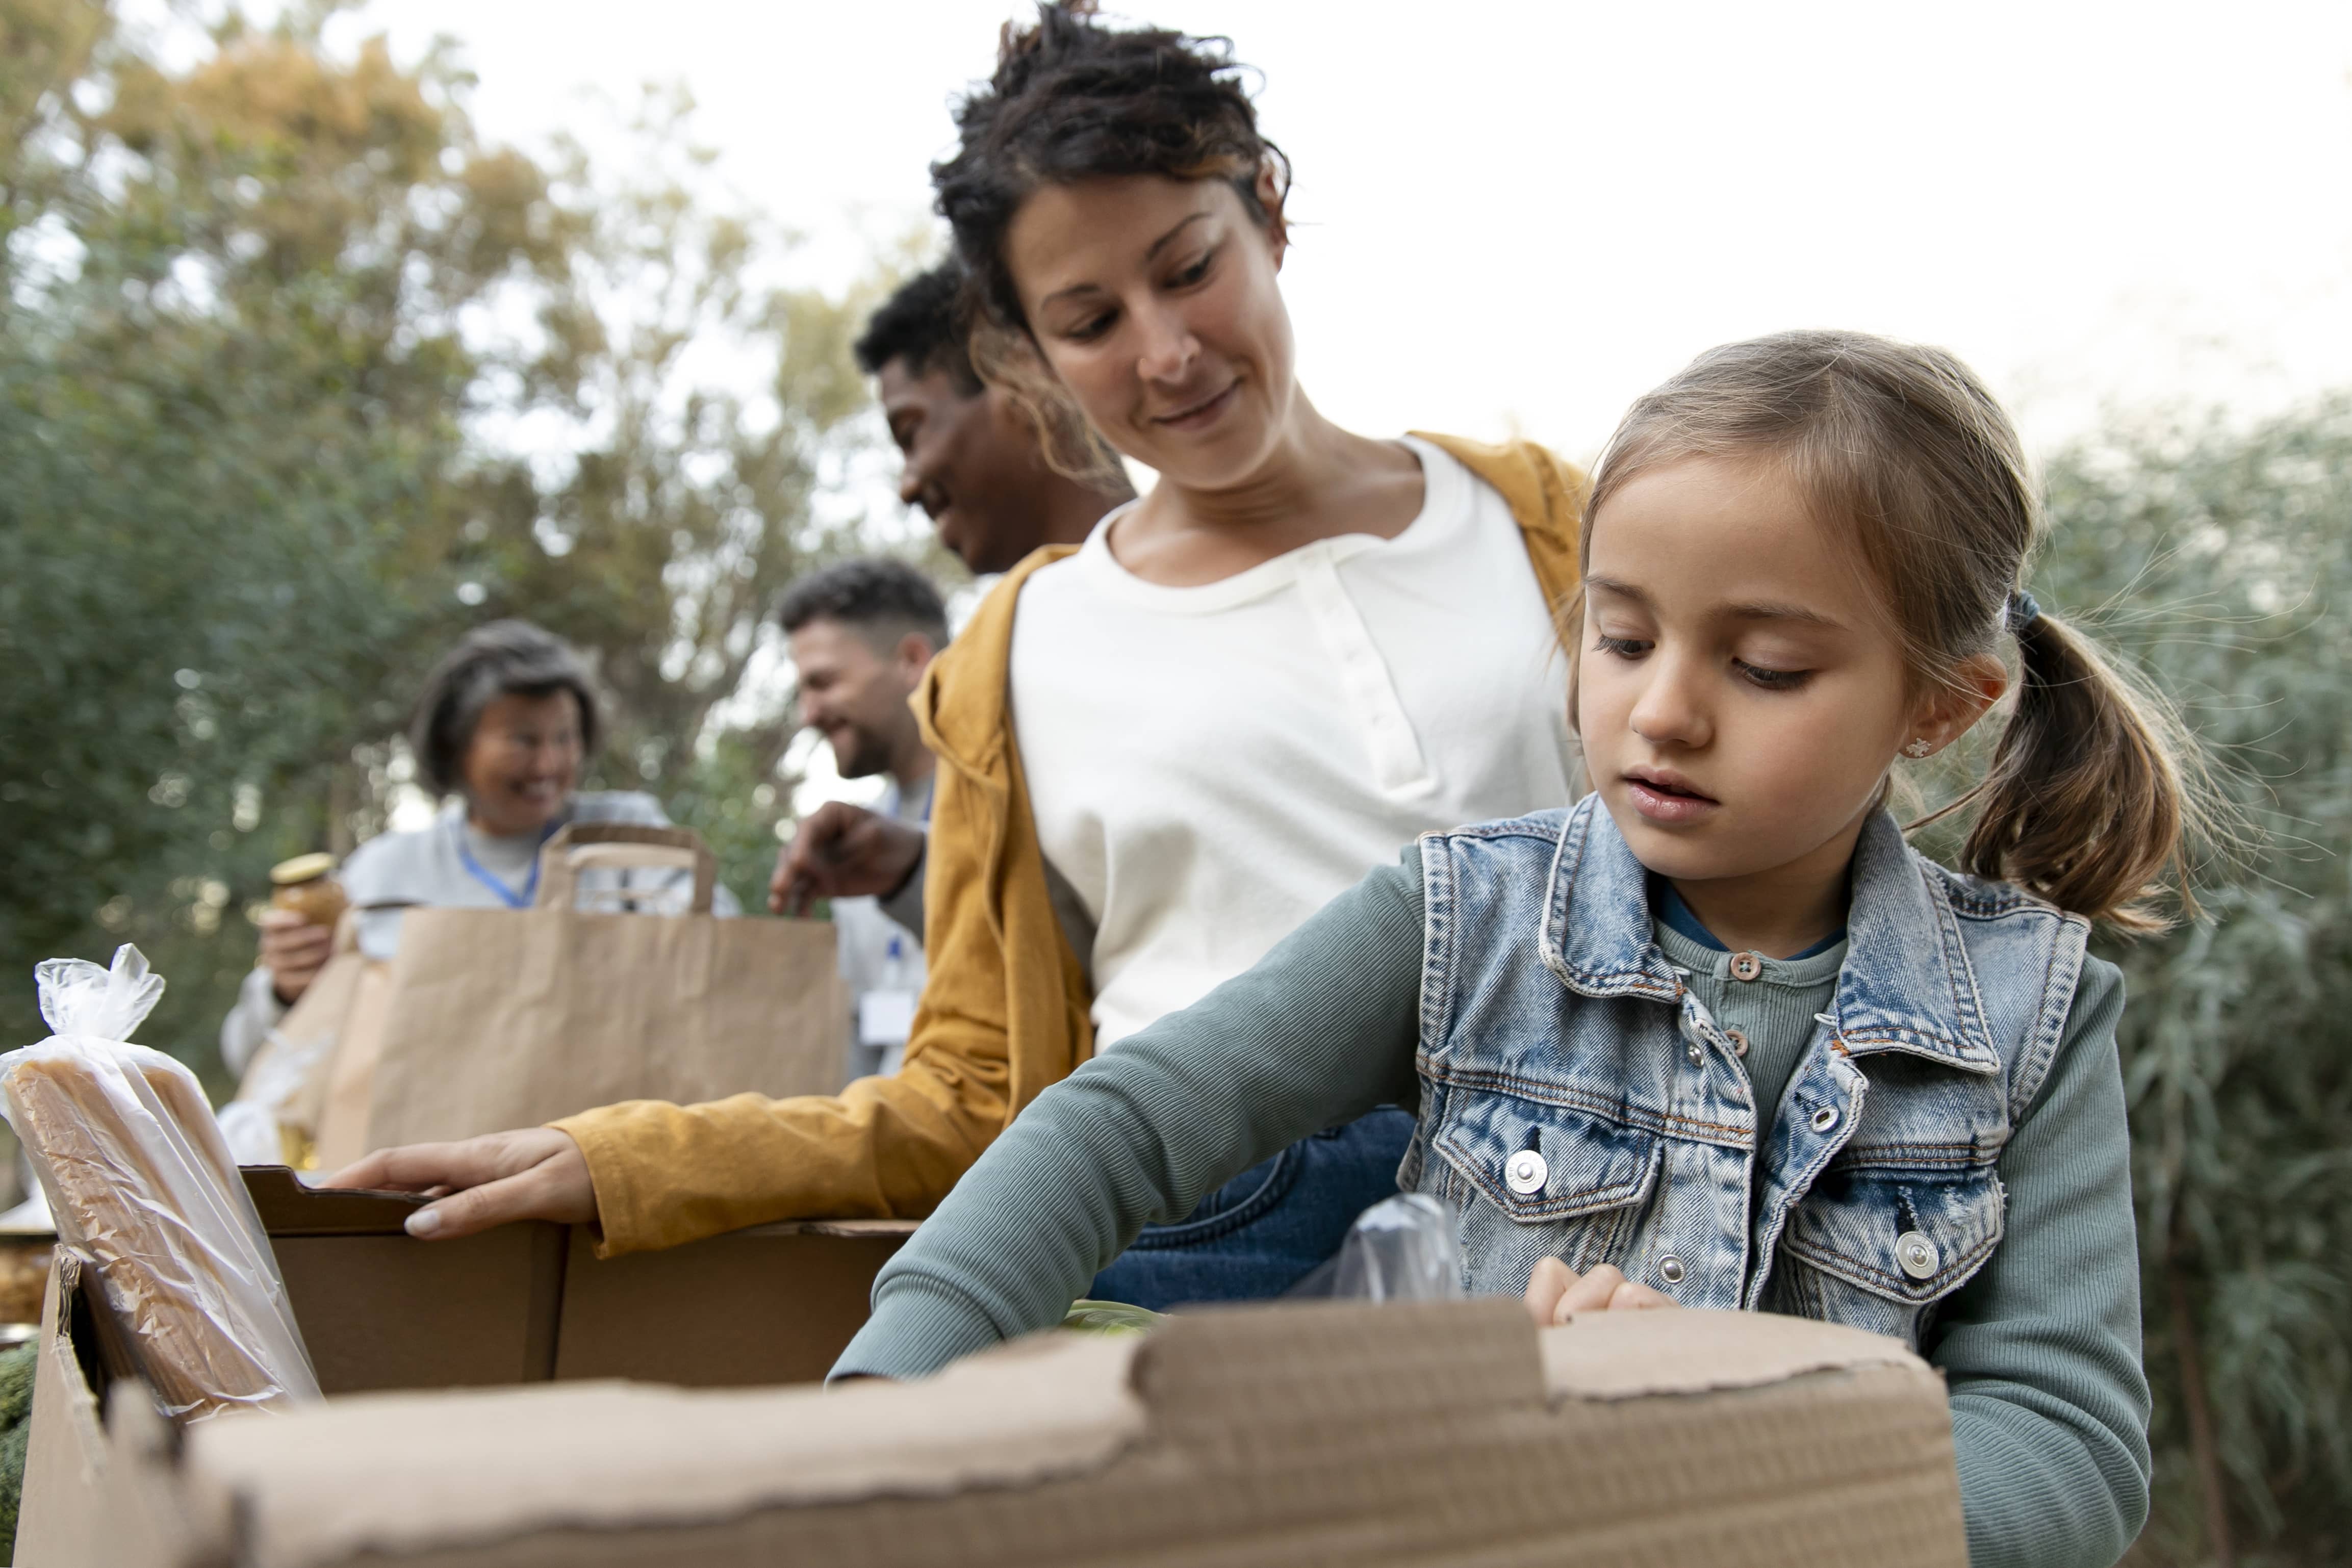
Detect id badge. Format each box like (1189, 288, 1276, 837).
(858, 989, 917, 1047)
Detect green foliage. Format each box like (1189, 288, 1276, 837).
(0, 2, 902, 1086)
(0, 1338, 31, 1559)
(2018, 403, 2350, 1564)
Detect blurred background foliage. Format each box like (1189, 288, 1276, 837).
(2030, 405, 2350, 1568)
(1910, 401, 2350, 1566)
(0, 3, 2344, 1563)
(1, 0, 919, 1084)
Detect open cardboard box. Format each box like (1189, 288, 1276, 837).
(16, 1167, 915, 1563)
(19, 1170, 1969, 1568)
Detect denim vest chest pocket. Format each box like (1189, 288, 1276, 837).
(1766, 1153, 2006, 1346)
(1418, 1077, 1667, 1286)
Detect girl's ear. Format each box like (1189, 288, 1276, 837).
(1907, 652, 2009, 758)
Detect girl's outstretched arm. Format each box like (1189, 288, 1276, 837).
(1926, 957, 2153, 1568)
(829, 852, 1430, 1382)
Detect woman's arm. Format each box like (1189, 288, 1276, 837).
(548, 753, 1036, 1250)
(830, 852, 1429, 1381)
(1925, 956, 2152, 1568)
(342, 757, 1040, 1248)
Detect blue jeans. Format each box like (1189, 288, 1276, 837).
(1087, 1107, 1417, 1310)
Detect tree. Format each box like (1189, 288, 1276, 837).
(2048, 406, 2351, 1568)
(0, 2, 900, 1085)
(1921, 400, 2351, 1565)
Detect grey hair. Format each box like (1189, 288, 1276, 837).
(407, 621, 601, 796)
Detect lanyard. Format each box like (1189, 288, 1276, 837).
(454, 819, 554, 910)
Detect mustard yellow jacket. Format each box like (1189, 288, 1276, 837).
(556, 434, 1587, 1256)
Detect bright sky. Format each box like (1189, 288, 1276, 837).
(337, 0, 2351, 823)
(347, 0, 2352, 461)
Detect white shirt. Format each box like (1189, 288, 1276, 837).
(1010, 436, 1574, 1049)
(833, 776, 931, 1083)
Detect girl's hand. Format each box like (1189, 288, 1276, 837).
(1523, 1257, 1680, 1326)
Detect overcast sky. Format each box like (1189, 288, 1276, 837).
(330, 1, 2349, 821)
(342, 0, 2352, 464)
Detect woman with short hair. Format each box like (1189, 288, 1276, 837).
(221, 620, 734, 1074)
(341, 7, 1585, 1307)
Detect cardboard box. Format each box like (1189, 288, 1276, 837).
(250, 1167, 568, 1393)
(16, 1167, 916, 1562)
(30, 1274, 1967, 1566)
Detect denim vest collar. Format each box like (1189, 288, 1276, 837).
(1538, 796, 2002, 1075)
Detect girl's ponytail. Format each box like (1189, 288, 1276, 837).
(1961, 597, 2201, 933)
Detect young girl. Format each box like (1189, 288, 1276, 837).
(833, 330, 2191, 1568)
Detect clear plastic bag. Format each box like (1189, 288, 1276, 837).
(219, 1023, 335, 1169)
(1327, 1193, 1466, 1303)
(3, 946, 319, 1421)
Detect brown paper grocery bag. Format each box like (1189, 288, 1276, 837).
(306, 955, 395, 1173)
(239, 910, 395, 1172)
(356, 824, 841, 1154)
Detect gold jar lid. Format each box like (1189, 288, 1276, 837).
(269, 853, 339, 887)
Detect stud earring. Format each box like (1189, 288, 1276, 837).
(1902, 739, 1934, 759)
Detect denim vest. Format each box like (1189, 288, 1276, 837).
(1400, 795, 2091, 1348)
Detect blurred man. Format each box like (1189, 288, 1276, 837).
(858, 262, 1130, 575)
(768, 265, 1132, 962)
(770, 560, 949, 1078)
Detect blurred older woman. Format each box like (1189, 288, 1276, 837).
(221, 620, 735, 1074)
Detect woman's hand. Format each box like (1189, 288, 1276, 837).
(256, 908, 336, 1005)
(327, 1128, 599, 1239)
(1523, 1257, 1680, 1327)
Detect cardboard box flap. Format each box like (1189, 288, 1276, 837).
(187, 1335, 1146, 1568)
(241, 1165, 923, 1244)
(97, 1298, 1963, 1568)
(184, 1299, 1951, 1568)
(1134, 1296, 1541, 1434)
(241, 1166, 422, 1235)
(1541, 1305, 1935, 1400)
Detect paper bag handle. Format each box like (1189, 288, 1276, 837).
(535, 823, 717, 915)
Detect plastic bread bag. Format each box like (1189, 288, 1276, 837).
(2, 945, 320, 1422)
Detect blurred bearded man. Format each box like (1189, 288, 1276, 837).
(772, 559, 950, 1077)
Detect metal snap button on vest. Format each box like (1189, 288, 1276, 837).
(1729, 951, 1764, 982)
(1725, 1026, 1750, 1058)
(1686, 1042, 1704, 1065)
(1897, 1230, 1940, 1281)
(1505, 1148, 1548, 1196)
(1656, 1253, 1687, 1285)
(1809, 1105, 1839, 1133)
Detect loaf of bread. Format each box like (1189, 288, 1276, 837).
(136, 1055, 243, 1194)
(4, 1045, 317, 1422)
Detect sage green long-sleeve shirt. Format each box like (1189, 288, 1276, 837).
(834, 854, 2151, 1568)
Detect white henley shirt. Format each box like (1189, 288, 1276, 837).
(1009, 436, 1575, 1050)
